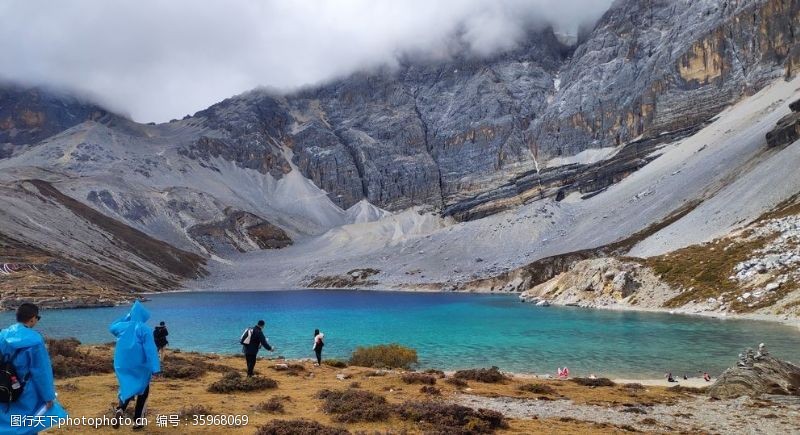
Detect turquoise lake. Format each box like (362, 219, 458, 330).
(3, 290, 799, 378)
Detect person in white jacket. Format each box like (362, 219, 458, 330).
(312, 329, 324, 366)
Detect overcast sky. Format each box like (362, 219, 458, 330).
(0, 0, 614, 123)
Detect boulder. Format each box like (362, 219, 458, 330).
(708, 345, 800, 399)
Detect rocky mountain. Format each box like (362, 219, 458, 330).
(1, 0, 799, 308)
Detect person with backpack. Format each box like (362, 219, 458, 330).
(240, 320, 274, 377)
(153, 321, 169, 357)
(0, 303, 68, 434)
(110, 301, 160, 430)
(312, 329, 324, 366)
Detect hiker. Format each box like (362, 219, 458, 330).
(110, 301, 160, 430)
(0, 303, 68, 434)
(240, 320, 274, 377)
(312, 329, 325, 366)
(153, 321, 169, 357)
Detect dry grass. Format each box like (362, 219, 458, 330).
(348, 344, 417, 369)
(53, 347, 686, 434)
(643, 238, 768, 309)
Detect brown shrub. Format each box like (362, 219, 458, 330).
(424, 369, 446, 378)
(207, 372, 278, 393)
(162, 356, 207, 379)
(317, 389, 391, 423)
(445, 377, 468, 388)
(255, 419, 349, 435)
(401, 372, 437, 385)
(323, 359, 348, 368)
(47, 338, 113, 379)
(571, 377, 616, 387)
(256, 396, 290, 414)
(518, 383, 556, 395)
(348, 382, 360, 389)
(453, 367, 507, 383)
(349, 344, 417, 369)
(394, 401, 507, 434)
(177, 404, 214, 419)
(420, 385, 441, 395)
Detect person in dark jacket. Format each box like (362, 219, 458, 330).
(312, 329, 324, 366)
(153, 321, 169, 357)
(240, 320, 274, 377)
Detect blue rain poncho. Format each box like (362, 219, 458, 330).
(109, 301, 160, 402)
(0, 323, 68, 435)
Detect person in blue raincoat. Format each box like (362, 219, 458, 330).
(0, 303, 68, 435)
(109, 301, 160, 430)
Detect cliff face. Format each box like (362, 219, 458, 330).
(0, 86, 112, 158)
(172, 0, 800, 217)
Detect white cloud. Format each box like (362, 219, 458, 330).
(0, 0, 614, 122)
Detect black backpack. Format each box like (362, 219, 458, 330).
(0, 349, 25, 407)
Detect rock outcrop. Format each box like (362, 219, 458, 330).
(187, 209, 292, 256)
(0, 85, 113, 158)
(708, 344, 800, 399)
(517, 258, 679, 309)
(766, 97, 800, 147)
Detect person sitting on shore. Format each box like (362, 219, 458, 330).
(557, 367, 569, 379)
(666, 372, 677, 383)
(703, 372, 711, 382)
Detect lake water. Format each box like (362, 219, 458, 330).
(3, 290, 799, 378)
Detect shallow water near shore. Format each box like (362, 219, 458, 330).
(4, 290, 800, 378)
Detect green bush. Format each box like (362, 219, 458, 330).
(348, 344, 417, 369)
